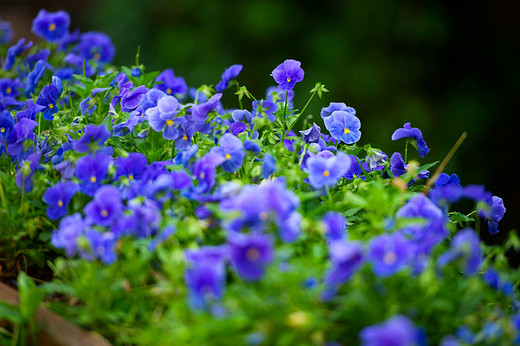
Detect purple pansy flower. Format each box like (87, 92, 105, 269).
(322, 211, 347, 242)
(75, 153, 112, 196)
(121, 85, 148, 113)
(191, 93, 223, 120)
(392, 122, 430, 158)
(73, 124, 111, 153)
(145, 95, 186, 140)
(0, 110, 14, 140)
(25, 60, 47, 97)
(437, 228, 482, 275)
(114, 152, 147, 180)
(3, 38, 33, 71)
(216, 64, 243, 92)
(78, 32, 115, 63)
(324, 109, 361, 145)
(36, 82, 61, 121)
(487, 196, 505, 235)
(390, 152, 429, 181)
(154, 69, 188, 98)
(184, 245, 229, 310)
(300, 123, 321, 143)
(369, 232, 412, 277)
(344, 155, 366, 180)
(228, 232, 274, 282)
(51, 213, 85, 257)
(323, 240, 363, 300)
(360, 315, 418, 346)
(84, 185, 123, 227)
(271, 59, 304, 91)
(305, 151, 351, 189)
(43, 182, 80, 220)
(6, 118, 37, 156)
(141, 89, 167, 114)
(31, 9, 70, 43)
(210, 133, 245, 173)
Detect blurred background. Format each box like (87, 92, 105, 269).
(1, 0, 518, 242)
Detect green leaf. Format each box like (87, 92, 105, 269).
(96, 71, 120, 87)
(72, 74, 95, 88)
(0, 302, 23, 324)
(416, 161, 439, 174)
(286, 116, 298, 130)
(449, 212, 475, 224)
(18, 271, 44, 321)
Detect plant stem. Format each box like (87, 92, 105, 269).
(404, 141, 408, 163)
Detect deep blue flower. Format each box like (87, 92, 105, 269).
(230, 121, 247, 136)
(75, 153, 112, 196)
(323, 240, 363, 300)
(78, 32, 115, 63)
(216, 64, 243, 92)
(36, 83, 61, 121)
(73, 124, 111, 153)
(305, 151, 351, 189)
(146, 95, 186, 140)
(131, 67, 142, 77)
(6, 118, 37, 156)
(483, 267, 514, 296)
(322, 212, 347, 242)
(300, 123, 321, 143)
(154, 69, 188, 98)
(84, 185, 123, 227)
(344, 155, 366, 180)
(392, 122, 430, 158)
(114, 152, 147, 180)
(16, 100, 45, 122)
(141, 89, 167, 114)
(25, 60, 47, 97)
(231, 109, 254, 124)
(64, 53, 95, 76)
(31, 9, 70, 43)
(192, 152, 225, 194)
(228, 232, 273, 282)
(437, 228, 482, 275)
(360, 315, 418, 346)
(369, 233, 412, 277)
(434, 173, 461, 188)
(184, 245, 229, 310)
(324, 109, 361, 144)
(252, 100, 277, 122)
(0, 78, 22, 98)
(51, 213, 85, 257)
(0, 110, 14, 140)
(244, 139, 261, 153)
(271, 59, 304, 91)
(3, 38, 33, 71)
(210, 133, 245, 173)
(487, 196, 505, 235)
(26, 48, 51, 70)
(43, 182, 80, 220)
(57, 28, 80, 52)
(390, 152, 429, 181)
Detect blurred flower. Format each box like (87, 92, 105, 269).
(322, 211, 347, 242)
(306, 151, 351, 189)
(51, 213, 85, 257)
(78, 32, 115, 63)
(75, 153, 112, 196)
(31, 9, 70, 43)
(154, 69, 188, 98)
(228, 232, 274, 281)
(437, 228, 482, 275)
(6, 118, 37, 156)
(369, 233, 412, 277)
(3, 38, 33, 71)
(392, 122, 430, 158)
(0, 16, 13, 44)
(262, 153, 276, 178)
(323, 240, 363, 300)
(487, 196, 505, 235)
(15, 152, 41, 193)
(84, 185, 123, 227)
(359, 315, 418, 346)
(114, 152, 147, 180)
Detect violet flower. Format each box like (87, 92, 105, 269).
(31, 9, 70, 43)
(216, 64, 243, 92)
(228, 232, 274, 282)
(271, 59, 304, 91)
(73, 124, 111, 153)
(324, 109, 361, 145)
(392, 122, 430, 158)
(305, 151, 351, 189)
(154, 69, 188, 98)
(210, 133, 245, 173)
(43, 181, 80, 220)
(359, 315, 418, 346)
(84, 185, 123, 227)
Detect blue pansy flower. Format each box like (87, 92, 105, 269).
(271, 59, 304, 91)
(216, 64, 243, 92)
(31, 9, 70, 43)
(78, 32, 115, 63)
(210, 133, 245, 173)
(51, 213, 85, 257)
(300, 123, 321, 143)
(0, 110, 14, 140)
(322, 211, 347, 242)
(75, 153, 112, 196)
(36, 78, 62, 121)
(84, 185, 123, 227)
(305, 151, 351, 189)
(25, 60, 47, 97)
(154, 69, 188, 99)
(369, 232, 412, 277)
(3, 38, 33, 71)
(392, 122, 430, 158)
(320, 102, 352, 119)
(146, 95, 186, 140)
(228, 232, 273, 282)
(252, 100, 277, 122)
(262, 153, 276, 179)
(0, 16, 13, 44)
(360, 315, 419, 346)
(114, 152, 147, 180)
(43, 182, 80, 220)
(6, 118, 37, 156)
(324, 109, 361, 145)
(73, 124, 111, 153)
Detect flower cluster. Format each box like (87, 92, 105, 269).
(0, 10, 515, 346)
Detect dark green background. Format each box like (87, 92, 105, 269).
(2, 0, 518, 240)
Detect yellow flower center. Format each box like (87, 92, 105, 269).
(166, 88, 172, 94)
(101, 209, 108, 217)
(225, 153, 231, 160)
(344, 127, 350, 134)
(166, 119, 174, 126)
(94, 53, 101, 60)
(384, 252, 397, 265)
(49, 104, 54, 109)
(6, 88, 12, 94)
(199, 172, 205, 179)
(323, 170, 330, 177)
(246, 248, 260, 262)
(182, 135, 188, 140)
(353, 174, 357, 178)
(90, 176, 97, 183)
(0, 127, 4, 133)
(49, 23, 56, 31)
(128, 174, 134, 180)
(286, 77, 291, 83)
(57, 200, 63, 207)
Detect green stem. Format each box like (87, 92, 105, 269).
(404, 141, 408, 163)
(298, 144, 308, 166)
(285, 87, 318, 136)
